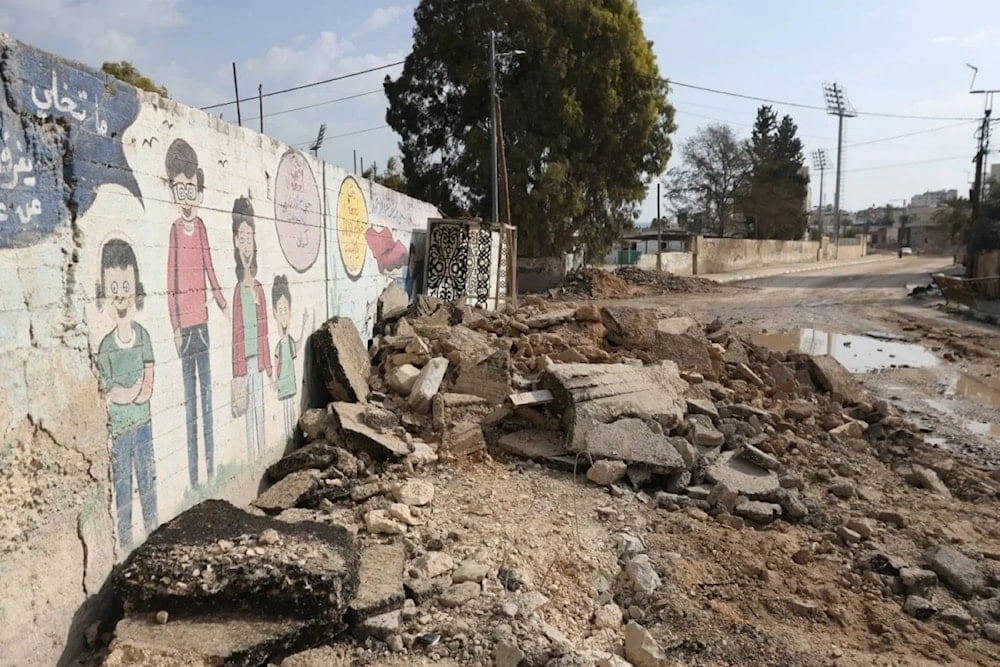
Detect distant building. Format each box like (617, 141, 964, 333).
(910, 189, 958, 208)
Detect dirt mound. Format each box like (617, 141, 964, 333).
(560, 266, 721, 299)
(614, 265, 721, 293)
(562, 267, 630, 298)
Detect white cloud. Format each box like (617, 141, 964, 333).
(363, 6, 404, 33)
(245, 31, 356, 83)
(930, 28, 1000, 48)
(2, 0, 185, 62)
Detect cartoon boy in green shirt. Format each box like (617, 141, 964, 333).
(96, 238, 157, 551)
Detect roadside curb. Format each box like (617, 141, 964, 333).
(707, 256, 889, 284)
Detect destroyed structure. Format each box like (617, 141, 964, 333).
(86, 268, 1000, 666)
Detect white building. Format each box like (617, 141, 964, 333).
(910, 189, 958, 208)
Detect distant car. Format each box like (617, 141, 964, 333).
(899, 247, 914, 256)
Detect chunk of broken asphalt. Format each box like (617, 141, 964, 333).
(116, 500, 359, 618)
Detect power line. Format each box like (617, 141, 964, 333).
(292, 124, 391, 147)
(200, 60, 404, 111)
(843, 154, 970, 173)
(668, 78, 979, 122)
(840, 120, 977, 149)
(243, 89, 384, 121)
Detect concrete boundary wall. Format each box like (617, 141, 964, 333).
(693, 236, 819, 275)
(0, 37, 438, 664)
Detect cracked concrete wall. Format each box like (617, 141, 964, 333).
(0, 36, 437, 665)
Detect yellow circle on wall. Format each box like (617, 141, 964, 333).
(337, 177, 369, 279)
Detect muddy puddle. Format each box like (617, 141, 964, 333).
(751, 328, 939, 374)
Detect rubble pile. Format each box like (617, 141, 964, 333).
(559, 266, 721, 299)
(92, 297, 1000, 666)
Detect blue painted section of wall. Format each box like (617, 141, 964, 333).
(0, 39, 142, 248)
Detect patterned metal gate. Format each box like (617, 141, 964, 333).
(423, 218, 516, 310)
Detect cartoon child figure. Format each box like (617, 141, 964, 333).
(165, 138, 228, 486)
(231, 196, 272, 459)
(96, 238, 157, 551)
(271, 275, 308, 438)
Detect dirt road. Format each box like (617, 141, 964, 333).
(634, 256, 1000, 467)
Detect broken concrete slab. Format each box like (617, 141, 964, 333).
(653, 330, 713, 375)
(377, 282, 410, 322)
(310, 317, 371, 403)
(685, 415, 725, 447)
(438, 325, 495, 367)
(587, 460, 628, 486)
(705, 451, 781, 498)
(407, 358, 449, 414)
(685, 397, 719, 420)
(601, 306, 657, 349)
(442, 421, 487, 456)
(735, 500, 782, 523)
(452, 349, 511, 404)
(495, 430, 578, 470)
(116, 500, 359, 618)
(348, 543, 406, 620)
(525, 309, 575, 329)
(809, 355, 861, 399)
(104, 611, 336, 667)
(432, 393, 492, 456)
(351, 609, 400, 641)
(926, 545, 985, 598)
(253, 470, 320, 515)
(584, 419, 685, 473)
(330, 402, 411, 460)
(655, 316, 699, 337)
(266, 442, 339, 483)
(540, 362, 688, 450)
(298, 408, 333, 442)
(386, 364, 421, 396)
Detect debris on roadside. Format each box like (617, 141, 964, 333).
(89, 294, 1000, 666)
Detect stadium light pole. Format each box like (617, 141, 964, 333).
(823, 83, 857, 255)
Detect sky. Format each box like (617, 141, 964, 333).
(5, 0, 1000, 224)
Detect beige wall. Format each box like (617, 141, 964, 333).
(693, 237, 819, 274)
(635, 251, 693, 275)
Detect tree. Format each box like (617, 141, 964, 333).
(932, 197, 971, 243)
(742, 106, 808, 239)
(362, 157, 408, 193)
(663, 124, 749, 237)
(383, 0, 675, 257)
(101, 61, 169, 97)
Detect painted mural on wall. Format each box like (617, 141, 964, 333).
(95, 237, 157, 551)
(165, 138, 227, 487)
(274, 150, 322, 273)
(4, 37, 440, 561)
(271, 275, 308, 439)
(231, 196, 272, 459)
(337, 176, 369, 279)
(0, 39, 142, 248)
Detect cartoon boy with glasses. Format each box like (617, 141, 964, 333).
(165, 138, 228, 487)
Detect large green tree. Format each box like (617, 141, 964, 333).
(383, 0, 675, 257)
(101, 61, 169, 97)
(742, 106, 808, 239)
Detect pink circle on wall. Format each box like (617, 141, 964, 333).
(274, 150, 322, 273)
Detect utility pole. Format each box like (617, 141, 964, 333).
(966, 64, 997, 277)
(811, 149, 829, 240)
(489, 31, 499, 225)
(232, 63, 242, 127)
(656, 182, 662, 271)
(823, 83, 857, 256)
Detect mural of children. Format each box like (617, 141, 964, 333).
(270, 275, 308, 438)
(231, 196, 272, 458)
(165, 138, 228, 487)
(96, 238, 157, 551)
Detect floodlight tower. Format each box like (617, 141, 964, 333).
(823, 83, 857, 250)
(811, 149, 829, 238)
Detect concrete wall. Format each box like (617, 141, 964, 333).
(517, 256, 565, 293)
(634, 251, 693, 275)
(835, 236, 868, 260)
(693, 237, 819, 274)
(0, 37, 437, 665)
